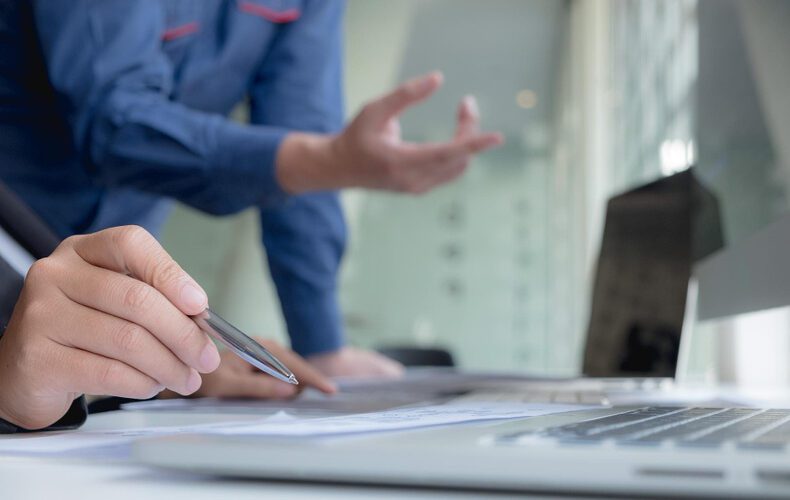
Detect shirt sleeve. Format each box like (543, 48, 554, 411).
(249, 0, 348, 356)
(32, 1, 289, 215)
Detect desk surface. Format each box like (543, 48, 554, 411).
(0, 409, 554, 500)
(0, 456, 537, 500)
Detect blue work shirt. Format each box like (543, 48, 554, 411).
(0, 0, 348, 356)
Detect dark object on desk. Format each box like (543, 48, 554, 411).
(0, 181, 61, 324)
(377, 347, 455, 367)
(583, 169, 723, 378)
(88, 396, 158, 414)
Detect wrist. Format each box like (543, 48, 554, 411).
(275, 132, 347, 194)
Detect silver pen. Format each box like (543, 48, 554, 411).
(192, 308, 298, 385)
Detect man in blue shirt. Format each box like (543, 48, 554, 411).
(0, 1, 502, 379)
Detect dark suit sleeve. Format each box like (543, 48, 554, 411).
(0, 397, 87, 434)
(0, 181, 88, 433)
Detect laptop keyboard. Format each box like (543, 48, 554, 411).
(496, 407, 790, 450)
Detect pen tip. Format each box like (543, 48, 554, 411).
(288, 374, 299, 385)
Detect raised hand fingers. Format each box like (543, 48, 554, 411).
(455, 95, 480, 140)
(424, 96, 481, 191)
(401, 132, 503, 169)
(307, 73, 504, 195)
(364, 72, 443, 126)
(380, 133, 501, 193)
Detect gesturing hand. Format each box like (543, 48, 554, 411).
(277, 72, 504, 195)
(0, 226, 220, 430)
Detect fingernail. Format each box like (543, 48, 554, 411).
(148, 385, 165, 398)
(199, 342, 221, 372)
(481, 133, 504, 147)
(186, 369, 202, 394)
(463, 95, 479, 117)
(180, 282, 208, 313)
(418, 71, 442, 91)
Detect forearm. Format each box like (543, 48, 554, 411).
(275, 132, 345, 194)
(34, 1, 291, 214)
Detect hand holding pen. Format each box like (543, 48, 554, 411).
(0, 226, 335, 430)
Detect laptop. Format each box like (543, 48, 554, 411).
(132, 207, 790, 498)
(134, 402, 790, 497)
(131, 169, 790, 498)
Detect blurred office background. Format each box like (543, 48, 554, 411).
(161, 1, 790, 382)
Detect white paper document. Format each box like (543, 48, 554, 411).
(204, 402, 588, 437)
(0, 402, 588, 459)
(0, 420, 241, 457)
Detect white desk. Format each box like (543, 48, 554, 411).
(0, 409, 549, 500)
(1, 456, 538, 500)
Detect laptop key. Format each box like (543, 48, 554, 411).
(686, 410, 790, 447)
(592, 408, 719, 441)
(545, 407, 685, 438)
(630, 409, 755, 444)
(740, 416, 790, 450)
(495, 408, 790, 450)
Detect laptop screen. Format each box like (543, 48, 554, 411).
(582, 170, 723, 377)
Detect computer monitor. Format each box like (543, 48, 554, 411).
(693, 0, 790, 320)
(583, 0, 790, 378)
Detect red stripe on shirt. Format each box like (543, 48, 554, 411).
(161, 22, 200, 42)
(238, 2, 301, 23)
